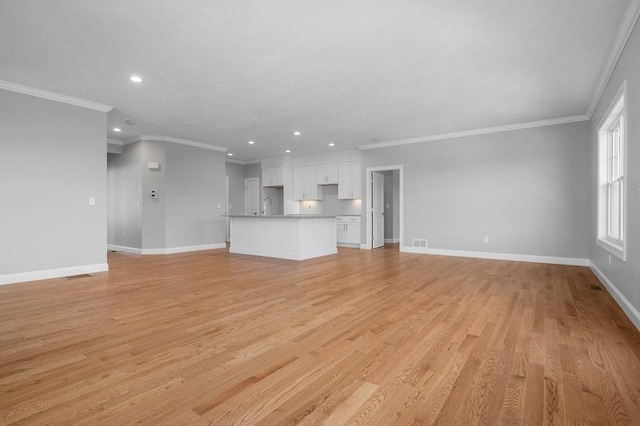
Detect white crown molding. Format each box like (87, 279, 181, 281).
(0, 80, 113, 112)
(125, 135, 228, 152)
(0, 263, 109, 286)
(587, 0, 640, 119)
(107, 138, 124, 146)
(226, 158, 256, 165)
(358, 114, 589, 150)
(291, 150, 362, 167)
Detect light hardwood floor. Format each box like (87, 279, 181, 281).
(1, 246, 640, 425)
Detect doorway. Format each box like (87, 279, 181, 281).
(365, 165, 403, 250)
(372, 171, 385, 249)
(244, 177, 260, 215)
(225, 176, 230, 242)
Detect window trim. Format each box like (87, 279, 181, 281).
(597, 81, 627, 261)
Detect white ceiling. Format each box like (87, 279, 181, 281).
(0, 1, 635, 162)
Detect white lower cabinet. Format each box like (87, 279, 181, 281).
(336, 216, 361, 245)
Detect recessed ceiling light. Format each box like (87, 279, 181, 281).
(328, 142, 335, 147)
(130, 75, 143, 83)
(285, 149, 291, 153)
(293, 131, 301, 136)
(125, 120, 137, 126)
(227, 153, 233, 156)
(113, 127, 122, 132)
(248, 140, 255, 145)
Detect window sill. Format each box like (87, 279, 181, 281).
(597, 237, 626, 261)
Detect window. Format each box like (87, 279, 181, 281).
(597, 81, 626, 260)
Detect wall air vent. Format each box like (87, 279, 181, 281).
(412, 239, 428, 248)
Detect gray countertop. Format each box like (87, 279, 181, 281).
(225, 214, 337, 219)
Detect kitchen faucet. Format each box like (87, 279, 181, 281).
(262, 197, 272, 215)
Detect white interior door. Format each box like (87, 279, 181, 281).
(244, 177, 259, 215)
(372, 172, 385, 249)
(225, 176, 230, 242)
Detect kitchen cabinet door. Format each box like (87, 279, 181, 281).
(338, 162, 361, 199)
(294, 166, 322, 200)
(336, 222, 348, 243)
(262, 167, 284, 187)
(346, 222, 361, 244)
(316, 164, 338, 185)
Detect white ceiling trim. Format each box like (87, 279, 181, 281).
(358, 114, 589, 151)
(0, 79, 113, 112)
(587, 0, 640, 118)
(125, 135, 228, 153)
(360, 1, 640, 153)
(226, 158, 254, 165)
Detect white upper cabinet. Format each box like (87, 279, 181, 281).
(316, 164, 338, 185)
(262, 167, 284, 187)
(338, 162, 361, 199)
(293, 166, 323, 200)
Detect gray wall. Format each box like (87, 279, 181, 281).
(141, 141, 167, 249)
(225, 162, 246, 215)
(225, 162, 268, 216)
(107, 143, 142, 248)
(362, 121, 591, 258)
(589, 21, 640, 318)
(165, 142, 226, 247)
(0, 89, 107, 276)
(244, 162, 262, 180)
(107, 139, 226, 250)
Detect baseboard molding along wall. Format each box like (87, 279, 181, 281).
(108, 243, 226, 255)
(401, 246, 590, 267)
(0, 263, 109, 286)
(107, 244, 142, 255)
(398, 246, 638, 330)
(384, 238, 400, 244)
(590, 262, 640, 331)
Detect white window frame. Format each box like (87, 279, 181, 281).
(597, 81, 627, 261)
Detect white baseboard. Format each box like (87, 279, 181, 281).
(0, 263, 109, 286)
(384, 238, 400, 244)
(400, 246, 590, 267)
(229, 246, 337, 261)
(108, 243, 226, 255)
(143, 243, 226, 255)
(107, 244, 142, 255)
(590, 262, 640, 331)
(338, 243, 360, 248)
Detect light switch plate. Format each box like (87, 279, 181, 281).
(89, 197, 96, 206)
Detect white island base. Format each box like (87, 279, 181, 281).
(228, 215, 337, 260)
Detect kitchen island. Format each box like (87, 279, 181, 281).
(227, 215, 337, 260)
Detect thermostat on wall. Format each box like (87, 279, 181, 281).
(147, 162, 160, 170)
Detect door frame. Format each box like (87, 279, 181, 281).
(371, 171, 385, 249)
(364, 165, 404, 250)
(244, 177, 260, 215)
(225, 176, 230, 242)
